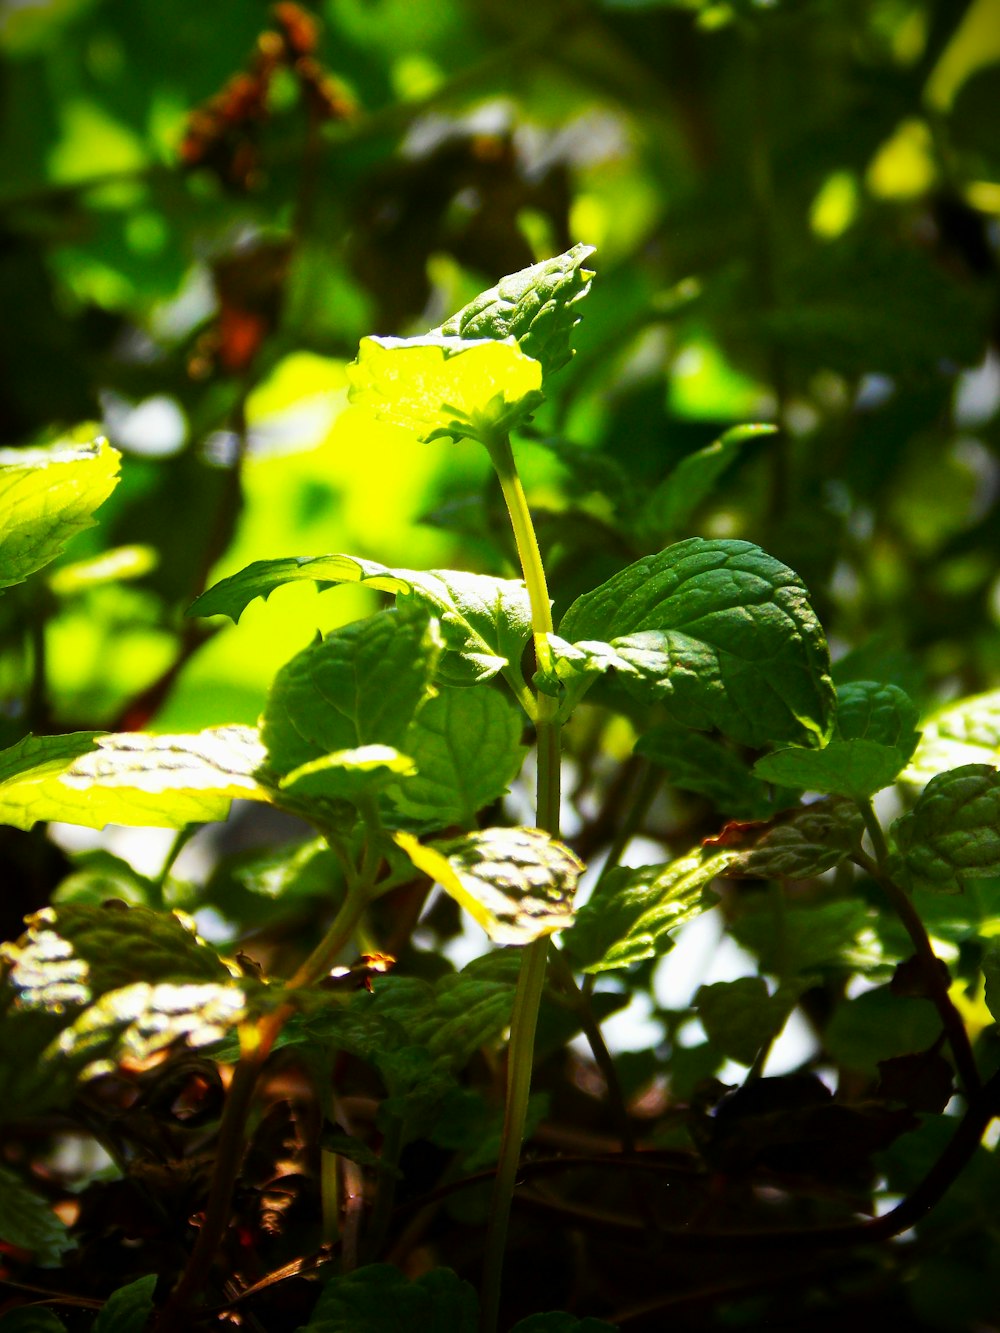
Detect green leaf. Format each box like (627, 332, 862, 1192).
(347, 336, 544, 445)
(0, 1312, 67, 1332)
(0, 903, 247, 1118)
(260, 609, 441, 785)
(190, 556, 530, 687)
(280, 745, 417, 805)
(730, 898, 872, 980)
(436, 243, 596, 379)
(695, 978, 790, 1066)
(824, 986, 941, 1075)
(394, 827, 582, 944)
(0, 726, 269, 831)
(635, 723, 786, 818)
(754, 681, 920, 799)
(754, 741, 905, 800)
(891, 764, 1000, 893)
(0, 435, 120, 591)
(637, 424, 775, 537)
(0, 1164, 73, 1266)
(92, 1275, 158, 1333)
(905, 689, 1000, 786)
(510, 1317, 618, 1333)
(565, 847, 728, 973)
(52, 849, 157, 908)
(300, 1263, 477, 1333)
(554, 538, 834, 748)
(722, 798, 865, 879)
(388, 686, 527, 828)
(836, 681, 921, 748)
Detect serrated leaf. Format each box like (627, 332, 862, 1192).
(300, 1263, 477, 1333)
(190, 556, 530, 687)
(0, 435, 120, 591)
(837, 681, 921, 748)
(0, 1164, 73, 1266)
(892, 764, 1000, 893)
(695, 978, 790, 1066)
(261, 609, 441, 790)
(394, 827, 581, 945)
(347, 335, 544, 444)
(755, 681, 920, 798)
(637, 424, 774, 537)
(436, 243, 595, 378)
(388, 686, 527, 828)
(565, 848, 728, 973)
(722, 798, 864, 879)
(754, 740, 908, 800)
(280, 745, 417, 804)
(554, 538, 834, 748)
(905, 689, 1000, 786)
(0, 903, 247, 1116)
(635, 723, 785, 818)
(0, 726, 269, 831)
(92, 1274, 157, 1333)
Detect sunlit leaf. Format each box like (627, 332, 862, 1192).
(0, 727, 269, 831)
(280, 745, 417, 804)
(0, 435, 120, 591)
(0, 903, 248, 1118)
(565, 847, 728, 973)
(905, 690, 1000, 786)
(347, 336, 544, 445)
(394, 827, 581, 944)
(189, 555, 531, 686)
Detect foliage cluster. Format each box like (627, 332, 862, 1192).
(2, 2, 1000, 1331)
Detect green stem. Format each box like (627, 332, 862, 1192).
(480, 433, 561, 1333)
(855, 801, 981, 1098)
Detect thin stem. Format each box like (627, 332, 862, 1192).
(854, 801, 981, 1098)
(159, 878, 372, 1331)
(480, 432, 562, 1333)
(363, 1113, 404, 1263)
(549, 949, 636, 1154)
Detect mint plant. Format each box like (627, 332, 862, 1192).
(4, 247, 1000, 1333)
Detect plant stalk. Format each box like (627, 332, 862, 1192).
(480, 433, 562, 1333)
